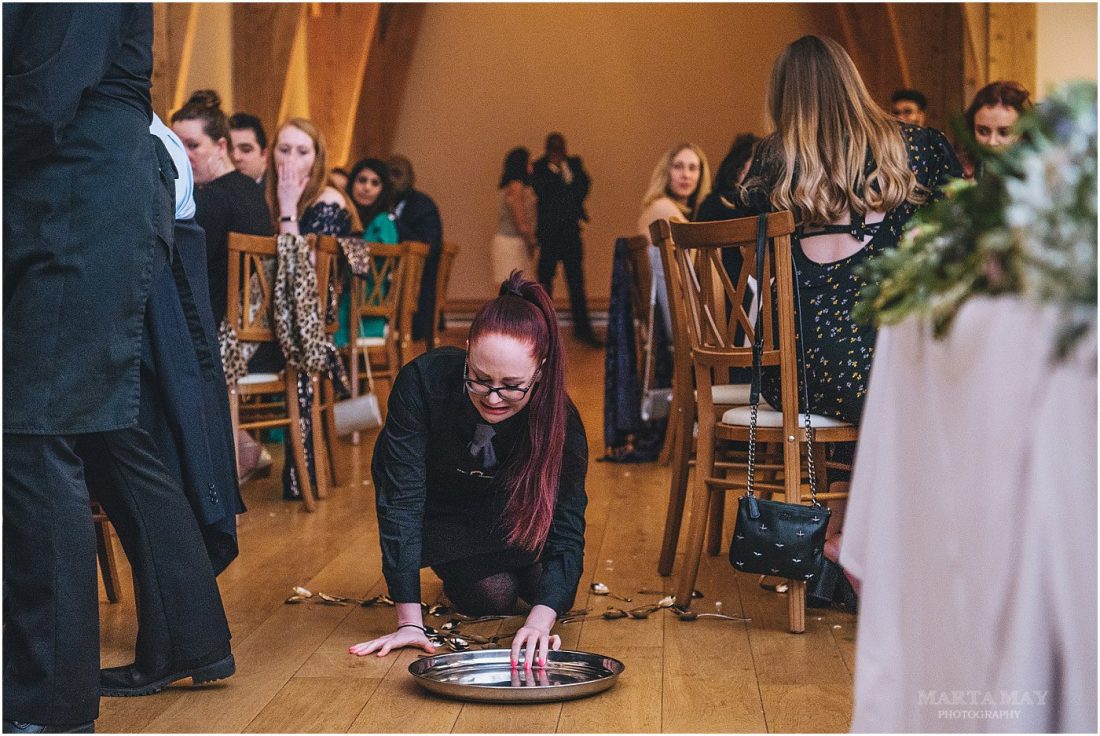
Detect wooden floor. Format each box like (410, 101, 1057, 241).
(97, 332, 855, 733)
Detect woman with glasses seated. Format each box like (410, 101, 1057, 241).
(350, 271, 588, 669)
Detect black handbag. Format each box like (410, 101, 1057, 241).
(728, 213, 830, 582)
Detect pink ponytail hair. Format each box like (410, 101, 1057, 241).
(468, 271, 569, 553)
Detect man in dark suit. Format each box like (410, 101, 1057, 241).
(3, 6, 232, 731)
(531, 133, 601, 348)
(386, 155, 444, 343)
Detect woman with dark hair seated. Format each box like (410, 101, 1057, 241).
(350, 272, 588, 669)
(337, 158, 399, 347)
(346, 157, 398, 243)
(963, 80, 1032, 178)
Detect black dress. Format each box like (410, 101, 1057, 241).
(736, 125, 962, 424)
(372, 347, 588, 615)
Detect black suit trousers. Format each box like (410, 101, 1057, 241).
(536, 230, 595, 337)
(2, 427, 231, 724)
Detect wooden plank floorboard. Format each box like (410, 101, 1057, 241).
(556, 646, 661, 733)
(660, 549, 766, 732)
(562, 458, 664, 733)
(243, 677, 383, 733)
(737, 565, 854, 732)
(347, 649, 462, 733)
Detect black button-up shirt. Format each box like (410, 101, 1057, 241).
(371, 347, 588, 614)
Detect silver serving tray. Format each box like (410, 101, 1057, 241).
(408, 649, 625, 703)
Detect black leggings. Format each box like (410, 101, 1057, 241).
(432, 553, 543, 616)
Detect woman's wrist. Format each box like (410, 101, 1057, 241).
(395, 601, 424, 628)
(524, 604, 558, 632)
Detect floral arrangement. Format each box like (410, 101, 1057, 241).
(855, 80, 1097, 359)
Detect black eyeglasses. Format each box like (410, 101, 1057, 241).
(463, 359, 539, 402)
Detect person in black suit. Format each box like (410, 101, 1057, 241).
(386, 155, 444, 342)
(3, 6, 232, 732)
(531, 133, 601, 348)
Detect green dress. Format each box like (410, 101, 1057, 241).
(335, 211, 399, 347)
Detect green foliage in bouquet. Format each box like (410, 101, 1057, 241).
(855, 81, 1097, 359)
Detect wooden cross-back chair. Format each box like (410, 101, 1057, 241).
(344, 240, 430, 436)
(653, 217, 754, 578)
(226, 231, 318, 511)
(651, 213, 859, 633)
(427, 241, 461, 350)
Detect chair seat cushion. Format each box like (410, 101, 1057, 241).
(238, 372, 281, 385)
(708, 383, 752, 405)
(721, 405, 852, 428)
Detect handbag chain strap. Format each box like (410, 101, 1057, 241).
(745, 213, 820, 505)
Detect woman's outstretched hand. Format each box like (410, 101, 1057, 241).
(349, 602, 435, 657)
(348, 627, 436, 657)
(510, 604, 561, 669)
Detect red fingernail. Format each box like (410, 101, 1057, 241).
(510, 659, 517, 668)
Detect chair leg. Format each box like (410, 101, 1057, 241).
(784, 432, 807, 633)
(675, 414, 715, 608)
(285, 368, 316, 512)
(657, 381, 680, 465)
(706, 468, 726, 557)
(228, 385, 241, 476)
(94, 518, 122, 603)
(658, 401, 694, 576)
(322, 378, 340, 487)
(311, 375, 331, 500)
(349, 344, 361, 447)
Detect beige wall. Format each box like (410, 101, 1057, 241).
(390, 3, 837, 306)
(182, 4, 234, 111)
(1036, 3, 1097, 97)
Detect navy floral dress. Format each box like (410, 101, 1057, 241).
(283, 201, 352, 500)
(738, 125, 961, 424)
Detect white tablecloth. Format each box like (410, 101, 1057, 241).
(841, 296, 1097, 733)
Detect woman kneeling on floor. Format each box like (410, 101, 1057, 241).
(350, 272, 588, 668)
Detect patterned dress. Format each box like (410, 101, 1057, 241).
(740, 125, 961, 424)
(283, 201, 352, 500)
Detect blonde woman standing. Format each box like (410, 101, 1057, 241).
(491, 147, 538, 286)
(637, 143, 711, 337)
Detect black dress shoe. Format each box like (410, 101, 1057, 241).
(99, 652, 235, 697)
(3, 721, 94, 734)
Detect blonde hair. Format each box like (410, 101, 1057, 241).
(761, 35, 925, 226)
(641, 142, 712, 218)
(265, 117, 360, 230)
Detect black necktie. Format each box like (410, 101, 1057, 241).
(467, 423, 498, 469)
